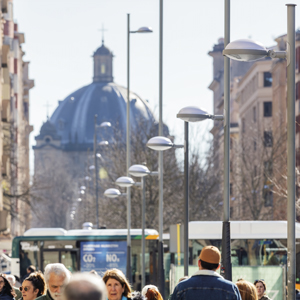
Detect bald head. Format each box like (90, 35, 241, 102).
(63, 273, 106, 300)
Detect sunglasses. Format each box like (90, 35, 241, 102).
(20, 286, 31, 292)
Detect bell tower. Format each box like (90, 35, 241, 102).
(93, 40, 114, 83)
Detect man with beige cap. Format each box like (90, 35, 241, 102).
(170, 245, 241, 300)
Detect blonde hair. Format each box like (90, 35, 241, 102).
(236, 279, 258, 300)
(102, 269, 131, 298)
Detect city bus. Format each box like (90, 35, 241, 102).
(11, 220, 300, 298)
(166, 220, 300, 300)
(11, 224, 159, 291)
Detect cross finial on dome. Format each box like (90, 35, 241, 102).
(44, 101, 52, 120)
(99, 23, 108, 45)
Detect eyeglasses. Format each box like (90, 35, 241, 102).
(20, 286, 31, 292)
(254, 279, 265, 284)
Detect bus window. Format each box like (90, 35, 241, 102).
(20, 241, 40, 279)
(61, 251, 78, 273)
(43, 251, 59, 267)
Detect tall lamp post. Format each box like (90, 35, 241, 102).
(223, 4, 296, 298)
(128, 164, 158, 287)
(222, 0, 232, 280)
(127, 14, 152, 280)
(177, 106, 223, 276)
(93, 116, 110, 229)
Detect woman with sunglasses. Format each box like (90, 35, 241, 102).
(0, 274, 15, 300)
(254, 280, 270, 300)
(19, 272, 46, 300)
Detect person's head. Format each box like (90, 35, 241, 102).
(44, 263, 71, 300)
(131, 291, 146, 300)
(236, 279, 258, 300)
(0, 274, 14, 297)
(6, 275, 16, 287)
(144, 287, 163, 300)
(198, 246, 221, 271)
(178, 276, 189, 283)
(103, 268, 131, 300)
(141, 285, 159, 297)
(63, 272, 106, 300)
(20, 271, 47, 300)
(254, 280, 267, 299)
(27, 265, 36, 274)
(89, 270, 98, 276)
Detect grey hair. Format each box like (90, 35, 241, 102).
(63, 272, 107, 300)
(44, 263, 71, 284)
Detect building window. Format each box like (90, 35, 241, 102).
(101, 64, 106, 74)
(263, 72, 272, 87)
(253, 106, 256, 122)
(254, 140, 257, 151)
(254, 165, 257, 177)
(264, 102, 272, 117)
(230, 183, 233, 196)
(296, 82, 300, 101)
(264, 131, 273, 147)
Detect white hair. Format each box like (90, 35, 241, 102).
(6, 275, 16, 286)
(63, 272, 107, 300)
(44, 263, 71, 284)
(141, 285, 159, 297)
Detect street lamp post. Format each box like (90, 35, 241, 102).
(94, 115, 100, 228)
(223, 4, 296, 298)
(177, 106, 223, 276)
(183, 121, 189, 276)
(223, 0, 231, 280)
(146, 137, 183, 282)
(128, 164, 158, 287)
(127, 14, 152, 280)
(93, 117, 110, 229)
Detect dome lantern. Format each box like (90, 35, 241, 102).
(93, 40, 114, 83)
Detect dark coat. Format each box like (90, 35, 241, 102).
(0, 290, 15, 300)
(35, 291, 53, 300)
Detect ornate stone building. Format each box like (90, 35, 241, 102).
(209, 32, 300, 221)
(0, 0, 34, 254)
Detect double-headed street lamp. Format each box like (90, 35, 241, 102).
(128, 164, 158, 288)
(223, 4, 296, 298)
(127, 15, 152, 280)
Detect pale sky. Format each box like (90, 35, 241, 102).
(13, 0, 299, 172)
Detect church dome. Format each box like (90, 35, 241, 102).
(50, 81, 155, 149)
(35, 119, 61, 141)
(94, 44, 112, 56)
(43, 40, 159, 151)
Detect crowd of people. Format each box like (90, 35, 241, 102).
(0, 245, 273, 300)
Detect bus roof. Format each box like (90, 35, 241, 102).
(23, 228, 159, 237)
(189, 221, 300, 239)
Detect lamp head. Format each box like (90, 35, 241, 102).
(99, 141, 109, 146)
(177, 106, 211, 122)
(104, 188, 121, 198)
(136, 26, 153, 33)
(115, 176, 135, 187)
(146, 136, 173, 151)
(223, 39, 268, 62)
(100, 122, 112, 128)
(128, 164, 150, 177)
